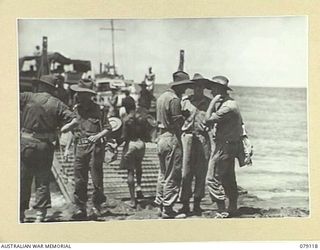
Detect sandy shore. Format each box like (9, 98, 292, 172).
(23, 181, 309, 223)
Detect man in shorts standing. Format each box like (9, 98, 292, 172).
(118, 100, 148, 208)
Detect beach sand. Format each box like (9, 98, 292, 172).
(23, 180, 309, 223)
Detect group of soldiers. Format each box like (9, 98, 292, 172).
(153, 71, 248, 219)
(19, 69, 250, 222)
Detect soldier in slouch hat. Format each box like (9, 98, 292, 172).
(20, 75, 76, 223)
(61, 79, 112, 220)
(154, 71, 193, 219)
(178, 73, 212, 216)
(205, 76, 243, 218)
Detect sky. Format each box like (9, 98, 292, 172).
(18, 17, 307, 87)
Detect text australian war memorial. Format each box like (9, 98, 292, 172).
(18, 18, 309, 223)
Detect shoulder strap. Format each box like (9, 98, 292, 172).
(99, 106, 105, 131)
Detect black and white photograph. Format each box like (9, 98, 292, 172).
(18, 17, 308, 223)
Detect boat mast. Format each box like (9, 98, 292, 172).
(178, 49, 184, 71)
(111, 20, 115, 70)
(37, 36, 50, 78)
(100, 20, 125, 75)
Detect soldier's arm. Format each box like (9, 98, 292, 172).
(89, 127, 111, 143)
(61, 118, 78, 133)
(205, 105, 232, 126)
(63, 132, 74, 161)
(205, 94, 222, 120)
(57, 101, 77, 130)
(87, 107, 113, 143)
(169, 97, 184, 134)
(117, 118, 132, 146)
(20, 92, 32, 110)
(99, 109, 113, 138)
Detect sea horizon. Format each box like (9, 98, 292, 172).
(151, 82, 307, 89)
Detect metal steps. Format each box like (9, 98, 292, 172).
(52, 144, 160, 202)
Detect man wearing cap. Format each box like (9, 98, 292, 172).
(205, 76, 243, 217)
(154, 71, 192, 219)
(61, 79, 112, 220)
(20, 75, 76, 223)
(179, 73, 212, 216)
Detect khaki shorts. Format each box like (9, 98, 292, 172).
(120, 139, 146, 170)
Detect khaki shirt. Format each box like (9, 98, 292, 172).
(156, 88, 184, 135)
(208, 96, 243, 142)
(181, 95, 211, 133)
(73, 102, 112, 138)
(20, 92, 74, 133)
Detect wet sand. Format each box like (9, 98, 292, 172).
(23, 181, 309, 223)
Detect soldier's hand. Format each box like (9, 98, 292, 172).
(88, 134, 101, 143)
(211, 94, 222, 104)
(61, 118, 79, 133)
(181, 110, 191, 118)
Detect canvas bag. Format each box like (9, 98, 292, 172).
(237, 124, 253, 167)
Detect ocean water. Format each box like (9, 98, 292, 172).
(154, 85, 309, 209)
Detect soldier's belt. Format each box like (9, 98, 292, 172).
(76, 137, 91, 145)
(183, 130, 207, 136)
(76, 137, 104, 145)
(193, 130, 209, 136)
(159, 128, 175, 134)
(21, 129, 56, 142)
